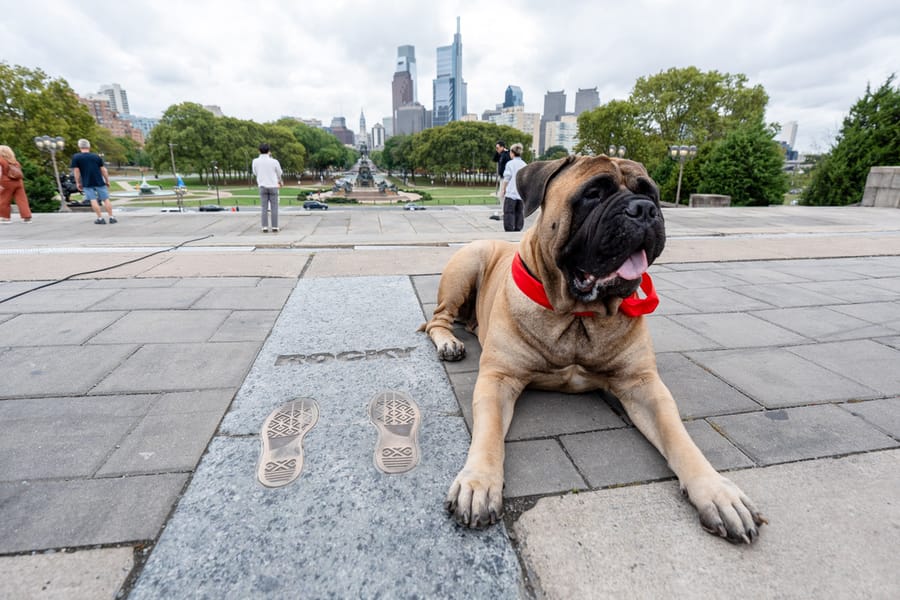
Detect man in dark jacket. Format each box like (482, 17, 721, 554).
(492, 140, 511, 201)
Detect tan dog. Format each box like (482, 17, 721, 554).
(423, 155, 766, 543)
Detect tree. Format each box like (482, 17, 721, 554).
(539, 145, 569, 160)
(699, 121, 788, 205)
(804, 75, 900, 205)
(631, 66, 767, 147)
(0, 62, 99, 165)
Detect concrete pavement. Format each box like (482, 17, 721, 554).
(1, 204, 899, 598)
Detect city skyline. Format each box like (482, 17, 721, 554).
(2, 1, 897, 153)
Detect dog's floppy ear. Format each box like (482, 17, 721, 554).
(517, 156, 576, 217)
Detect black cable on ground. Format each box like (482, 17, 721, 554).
(0, 234, 215, 305)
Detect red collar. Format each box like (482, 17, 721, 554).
(511, 253, 658, 318)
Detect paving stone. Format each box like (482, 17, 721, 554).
(0, 311, 124, 345)
(97, 410, 225, 476)
(796, 280, 899, 303)
(656, 353, 761, 419)
(0, 394, 154, 480)
(728, 282, 839, 308)
(512, 451, 900, 599)
(753, 306, 896, 341)
(880, 335, 900, 351)
(0, 344, 137, 398)
(829, 301, 900, 330)
(709, 405, 898, 465)
(87, 309, 230, 343)
(689, 347, 879, 408)
(641, 271, 687, 290)
(650, 269, 749, 289)
(171, 276, 260, 287)
(721, 267, 807, 285)
(503, 439, 586, 497)
(98, 287, 211, 310)
(149, 389, 235, 415)
(768, 262, 867, 282)
(651, 293, 697, 315)
(256, 277, 298, 288)
(209, 309, 280, 342)
(840, 398, 900, 439)
(411, 274, 441, 305)
(91, 341, 261, 394)
(789, 339, 900, 395)
(671, 312, 809, 348)
(0, 288, 118, 313)
(0, 547, 134, 600)
(645, 316, 719, 352)
(191, 286, 292, 310)
(83, 277, 179, 288)
(561, 428, 672, 488)
(660, 287, 774, 313)
(835, 256, 900, 278)
(508, 390, 624, 440)
(683, 420, 756, 470)
(0, 474, 188, 553)
(868, 276, 900, 294)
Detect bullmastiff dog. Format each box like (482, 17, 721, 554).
(422, 155, 766, 543)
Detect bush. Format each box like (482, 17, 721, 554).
(21, 158, 60, 212)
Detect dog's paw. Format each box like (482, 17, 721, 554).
(684, 475, 767, 544)
(444, 468, 503, 528)
(438, 338, 466, 362)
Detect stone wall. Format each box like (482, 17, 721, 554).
(862, 166, 900, 208)
(689, 194, 731, 207)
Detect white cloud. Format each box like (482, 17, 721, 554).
(2, 0, 897, 153)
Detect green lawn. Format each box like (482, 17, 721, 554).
(114, 176, 500, 208)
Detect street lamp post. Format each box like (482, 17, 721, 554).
(608, 144, 626, 158)
(168, 142, 178, 180)
(211, 161, 221, 205)
(33, 135, 70, 212)
(669, 144, 697, 206)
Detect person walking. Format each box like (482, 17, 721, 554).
(70, 139, 115, 224)
(0, 145, 33, 223)
(492, 140, 510, 199)
(252, 143, 283, 233)
(499, 142, 527, 232)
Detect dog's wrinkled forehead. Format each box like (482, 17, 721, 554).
(518, 155, 650, 218)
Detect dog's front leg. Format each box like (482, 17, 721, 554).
(615, 375, 767, 544)
(446, 367, 525, 528)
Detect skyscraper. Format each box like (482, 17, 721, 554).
(359, 109, 367, 139)
(503, 85, 524, 108)
(574, 87, 599, 115)
(540, 90, 567, 153)
(396, 45, 418, 103)
(98, 83, 129, 116)
(432, 17, 467, 128)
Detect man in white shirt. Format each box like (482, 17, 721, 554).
(499, 143, 527, 232)
(251, 143, 284, 232)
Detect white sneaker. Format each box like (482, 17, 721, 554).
(262, 227, 268, 233)
(272, 227, 280, 232)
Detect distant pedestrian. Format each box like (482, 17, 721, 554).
(492, 140, 510, 199)
(70, 139, 115, 224)
(499, 143, 527, 232)
(0, 145, 33, 223)
(252, 143, 283, 232)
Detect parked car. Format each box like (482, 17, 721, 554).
(403, 202, 426, 211)
(303, 200, 329, 210)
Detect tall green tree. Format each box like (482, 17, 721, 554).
(0, 62, 99, 164)
(575, 99, 666, 166)
(699, 121, 788, 205)
(804, 75, 900, 205)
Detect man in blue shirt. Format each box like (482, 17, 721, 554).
(70, 139, 115, 224)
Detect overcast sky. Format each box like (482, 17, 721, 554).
(2, 0, 897, 153)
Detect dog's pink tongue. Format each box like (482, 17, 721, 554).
(615, 249, 648, 280)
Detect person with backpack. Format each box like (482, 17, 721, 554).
(0, 145, 32, 223)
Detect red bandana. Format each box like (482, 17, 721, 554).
(511, 253, 659, 318)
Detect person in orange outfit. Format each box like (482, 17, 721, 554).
(0, 145, 33, 223)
